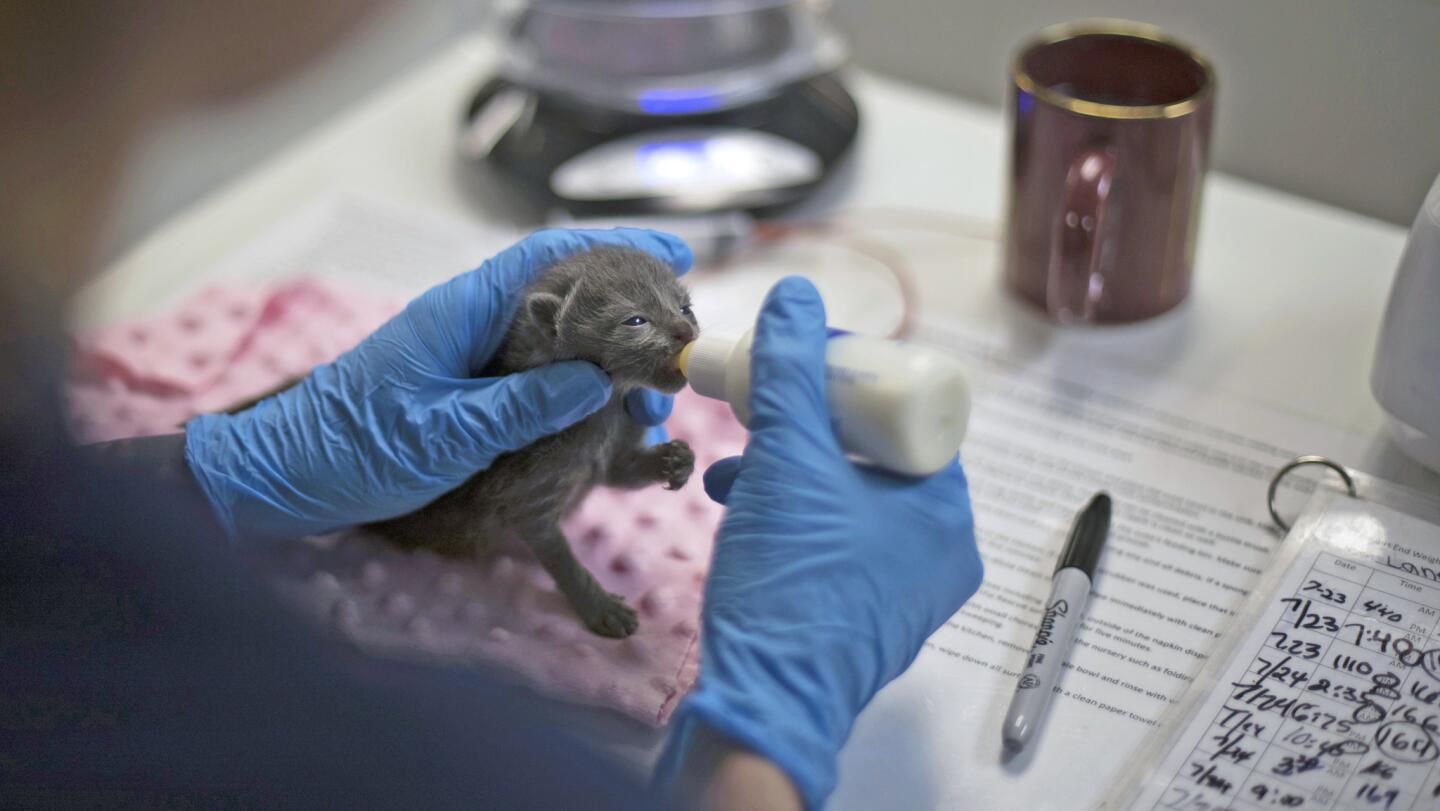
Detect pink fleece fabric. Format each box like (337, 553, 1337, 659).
(67, 279, 745, 726)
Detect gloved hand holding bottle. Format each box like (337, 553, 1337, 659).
(184, 228, 690, 541)
(657, 277, 984, 809)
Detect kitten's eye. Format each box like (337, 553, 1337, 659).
(680, 305, 693, 316)
(622, 315, 648, 326)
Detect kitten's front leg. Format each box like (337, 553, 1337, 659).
(524, 522, 638, 638)
(605, 439, 695, 491)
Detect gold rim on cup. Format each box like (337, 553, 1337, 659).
(1011, 19, 1217, 121)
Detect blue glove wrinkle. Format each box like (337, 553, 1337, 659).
(463, 270, 515, 374)
(407, 379, 498, 473)
(394, 278, 476, 376)
(462, 363, 612, 458)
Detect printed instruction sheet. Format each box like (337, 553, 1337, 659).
(1121, 494, 1440, 811)
(829, 320, 1371, 810)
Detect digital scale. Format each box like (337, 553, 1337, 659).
(460, 0, 860, 216)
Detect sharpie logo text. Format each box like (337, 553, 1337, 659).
(1034, 599, 1070, 647)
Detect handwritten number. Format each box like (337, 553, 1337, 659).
(1270, 631, 1323, 660)
(1171, 563, 1440, 811)
(1304, 579, 1349, 605)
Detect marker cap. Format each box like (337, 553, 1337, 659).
(1054, 492, 1112, 578)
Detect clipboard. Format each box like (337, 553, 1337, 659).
(1105, 457, 1440, 810)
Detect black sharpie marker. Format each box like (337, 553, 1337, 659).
(1002, 492, 1112, 755)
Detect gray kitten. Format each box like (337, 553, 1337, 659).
(367, 246, 698, 638)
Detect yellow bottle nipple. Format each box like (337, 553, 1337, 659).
(674, 341, 697, 375)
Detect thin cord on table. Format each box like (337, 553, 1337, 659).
(822, 206, 1001, 244)
(745, 210, 1000, 340)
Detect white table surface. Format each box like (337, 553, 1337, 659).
(74, 31, 1440, 782)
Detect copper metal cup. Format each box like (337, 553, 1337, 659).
(1003, 21, 1216, 324)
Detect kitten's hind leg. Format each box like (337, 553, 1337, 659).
(523, 522, 638, 638)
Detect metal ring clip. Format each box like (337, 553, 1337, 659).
(1267, 455, 1359, 533)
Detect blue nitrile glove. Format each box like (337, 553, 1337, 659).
(655, 277, 983, 809)
(184, 228, 692, 541)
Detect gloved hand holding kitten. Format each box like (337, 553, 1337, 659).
(184, 227, 691, 541)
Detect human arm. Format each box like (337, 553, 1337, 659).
(180, 228, 690, 541)
(672, 725, 803, 811)
(656, 277, 984, 809)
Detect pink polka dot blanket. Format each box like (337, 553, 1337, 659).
(66, 279, 745, 726)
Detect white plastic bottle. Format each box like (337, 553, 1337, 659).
(676, 330, 971, 476)
(1371, 171, 1440, 473)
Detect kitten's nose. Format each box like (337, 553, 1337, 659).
(672, 325, 696, 345)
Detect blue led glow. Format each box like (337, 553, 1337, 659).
(1018, 91, 1035, 114)
(637, 140, 708, 159)
(635, 140, 710, 183)
(637, 88, 723, 115)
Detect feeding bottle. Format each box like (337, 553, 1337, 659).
(676, 330, 970, 476)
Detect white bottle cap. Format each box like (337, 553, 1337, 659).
(679, 332, 741, 400)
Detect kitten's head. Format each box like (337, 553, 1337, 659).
(525, 246, 698, 393)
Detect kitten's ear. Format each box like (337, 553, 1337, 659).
(526, 292, 564, 337)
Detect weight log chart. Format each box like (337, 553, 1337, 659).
(1126, 497, 1440, 811)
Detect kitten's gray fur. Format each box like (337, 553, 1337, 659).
(368, 246, 699, 638)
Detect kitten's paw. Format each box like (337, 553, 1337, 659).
(657, 440, 695, 491)
(583, 594, 639, 638)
